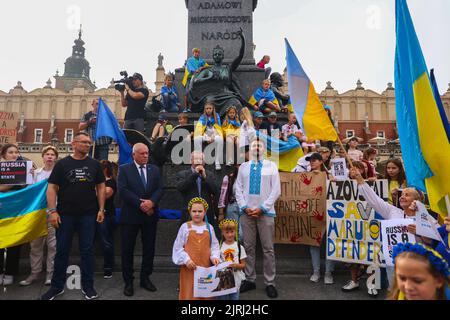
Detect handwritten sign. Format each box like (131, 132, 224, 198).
(275, 172, 327, 247)
(326, 180, 389, 265)
(0, 112, 18, 144)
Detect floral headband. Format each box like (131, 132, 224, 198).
(393, 243, 450, 278)
(219, 219, 238, 230)
(188, 197, 209, 212)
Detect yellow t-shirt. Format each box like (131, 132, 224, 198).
(222, 123, 240, 138)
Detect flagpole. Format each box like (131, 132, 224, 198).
(92, 142, 96, 159)
(445, 195, 450, 218)
(333, 129, 355, 170)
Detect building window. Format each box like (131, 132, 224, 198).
(65, 129, 74, 144)
(346, 130, 355, 138)
(377, 131, 385, 139)
(34, 129, 43, 144)
(350, 102, 357, 120)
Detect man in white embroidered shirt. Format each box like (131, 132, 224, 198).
(235, 139, 281, 299)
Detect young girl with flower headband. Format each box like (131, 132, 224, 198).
(172, 197, 221, 300)
(218, 219, 247, 300)
(388, 243, 450, 300)
(194, 102, 224, 171)
(222, 106, 241, 166)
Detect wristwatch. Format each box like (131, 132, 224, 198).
(46, 208, 57, 214)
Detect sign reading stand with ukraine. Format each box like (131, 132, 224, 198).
(326, 180, 388, 266)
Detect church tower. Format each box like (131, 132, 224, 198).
(55, 26, 96, 92)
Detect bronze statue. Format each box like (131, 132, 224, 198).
(187, 29, 250, 115)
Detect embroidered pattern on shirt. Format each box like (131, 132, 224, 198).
(249, 161, 263, 195)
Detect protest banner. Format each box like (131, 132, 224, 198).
(0, 112, 18, 144)
(326, 179, 389, 266)
(0, 161, 33, 185)
(415, 202, 444, 242)
(193, 262, 236, 298)
(330, 158, 348, 181)
(381, 219, 415, 266)
(275, 172, 327, 246)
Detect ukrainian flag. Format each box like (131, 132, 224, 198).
(285, 39, 338, 142)
(0, 180, 48, 249)
(395, 0, 450, 217)
(257, 132, 304, 172)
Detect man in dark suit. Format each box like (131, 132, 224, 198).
(118, 143, 163, 297)
(176, 151, 218, 230)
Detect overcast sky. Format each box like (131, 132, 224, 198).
(0, 0, 449, 94)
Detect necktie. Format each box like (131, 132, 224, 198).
(140, 166, 147, 189)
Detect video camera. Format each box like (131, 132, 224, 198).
(113, 71, 134, 92)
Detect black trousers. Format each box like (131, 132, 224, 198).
(0, 245, 21, 276)
(120, 215, 158, 285)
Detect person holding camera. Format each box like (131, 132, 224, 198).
(79, 99, 112, 160)
(120, 73, 149, 134)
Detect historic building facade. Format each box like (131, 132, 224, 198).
(1, 31, 449, 165)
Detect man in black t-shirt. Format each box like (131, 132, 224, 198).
(120, 73, 149, 134)
(41, 132, 106, 301)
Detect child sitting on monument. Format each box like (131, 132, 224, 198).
(249, 79, 282, 114)
(281, 113, 305, 143)
(150, 114, 174, 142)
(194, 102, 224, 171)
(172, 197, 221, 300)
(222, 106, 241, 166)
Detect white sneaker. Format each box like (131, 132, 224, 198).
(215, 164, 222, 171)
(20, 274, 39, 286)
(3, 275, 14, 286)
(324, 273, 334, 285)
(310, 272, 320, 283)
(341, 280, 360, 292)
(45, 273, 53, 286)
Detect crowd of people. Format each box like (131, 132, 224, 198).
(1, 58, 449, 301)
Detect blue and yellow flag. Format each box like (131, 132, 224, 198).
(285, 39, 338, 142)
(182, 56, 209, 87)
(256, 132, 304, 172)
(0, 180, 48, 249)
(395, 0, 450, 217)
(95, 98, 133, 165)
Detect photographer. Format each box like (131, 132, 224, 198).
(79, 99, 112, 160)
(120, 73, 149, 133)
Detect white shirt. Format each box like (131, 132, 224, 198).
(358, 183, 406, 220)
(134, 161, 147, 182)
(235, 159, 281, 217)
(281, 123, 301, 137)
(238, 120, 256, 149)
(172, 223, 221, 266)
(292, 153, 312, 173)
(34, 167, 52, 184)
(220, 242, 247, 288)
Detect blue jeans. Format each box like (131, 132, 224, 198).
(226, 202, 243, 241)
(52, 214, 96, 291)
(310, 246, 335, 274)
(218, 291, 240, 300)
(161, 93, 179, 113)
(90, 144, 109, 161)
(97, 214, 115, 272)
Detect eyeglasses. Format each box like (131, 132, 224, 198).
(74, 140, 92, 146)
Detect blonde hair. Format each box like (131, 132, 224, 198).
(203, 102, 219, 126)
(402, 188, 422, 201)
(240, 107, 254, 127)
(192, 48, 201, 54)
(41, 145, 59, 158)
(262, 79, 271, 86)
(223, 106, 240, 127)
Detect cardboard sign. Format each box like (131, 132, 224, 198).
(275, 172, 327, 246)
(326, 180, 389, 266)
(381, 219, 415, 266)
(330, 158, 348, 181)
(0, 112, 18, 144)
(0, 161, 33, 185)
(415, 202, 444, 242)
(194, 262, 237, 298)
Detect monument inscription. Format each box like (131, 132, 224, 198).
(186, 0, 257, 65)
